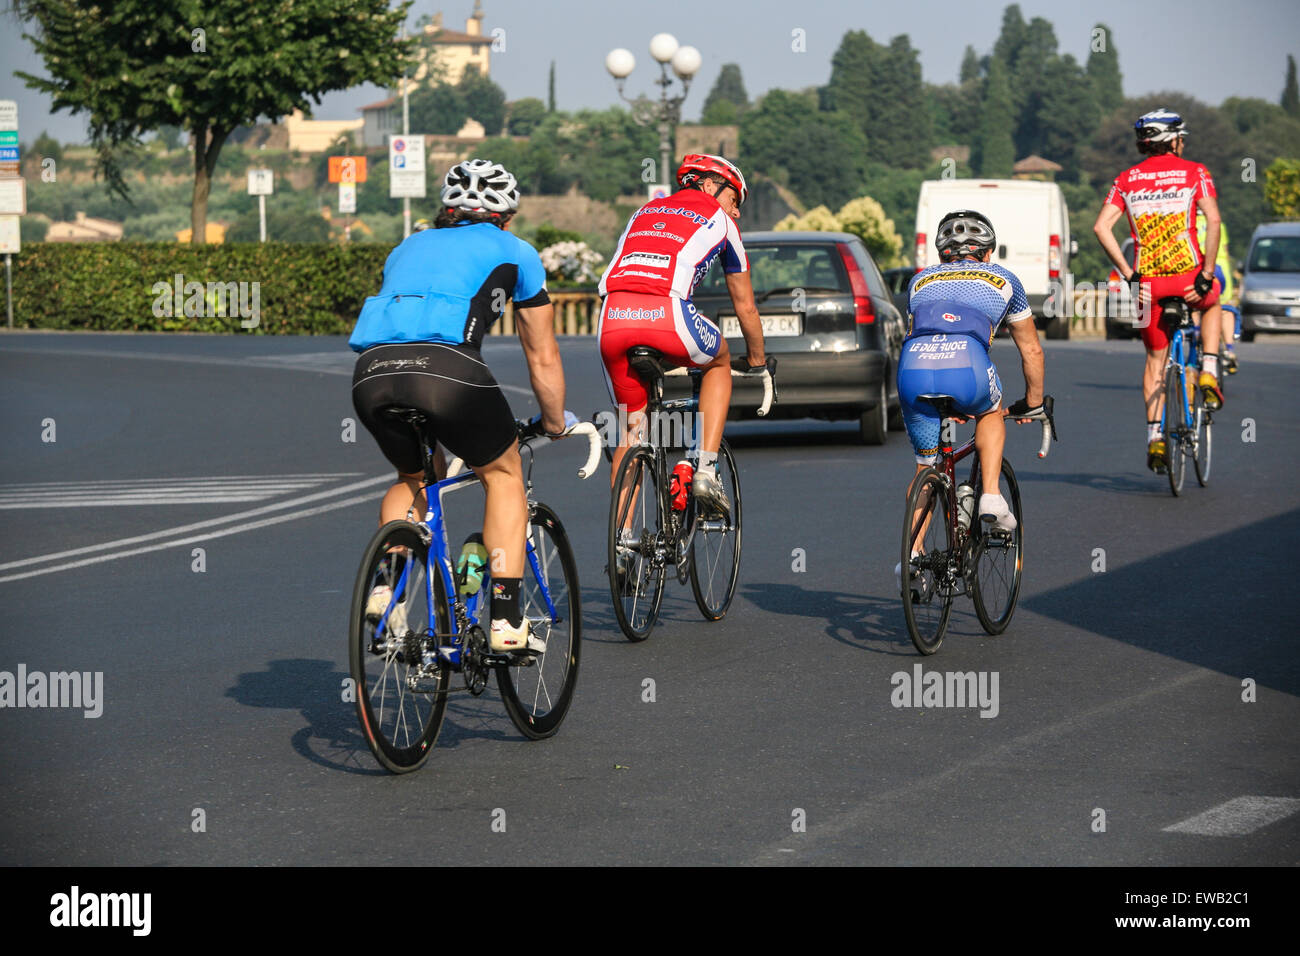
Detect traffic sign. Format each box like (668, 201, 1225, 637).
(0, 148, 19, 162)
(247, 169, 273, 195)
(338, 182, 356, 214)
(647, 183, 671, 200)
(0, 178, 25, 215)
(328, 156, 367, 183)
(0, 132, 17, 147)
(0, 216, 19, 254)
(389, 134, 425, 173)
(0, 101, 16, 132)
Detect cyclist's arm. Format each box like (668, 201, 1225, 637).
(515, 303, 567, 435)
(1093, 204, 1133, 279)
(1196, 194, 1222, 282)
(724, 270, 766, 367)
(1007, 316, 1044, 416)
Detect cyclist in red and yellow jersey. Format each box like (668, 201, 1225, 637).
(1093, 108, 1223, 473)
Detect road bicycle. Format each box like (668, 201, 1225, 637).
(901, 395, 1056, 655)
(1153, 296, 1213, 496)
(606, 349, 775, 642)
(349, 412, 600, 773)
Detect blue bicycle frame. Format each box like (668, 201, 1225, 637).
(1160, 321, 1200, 437)
(375, 468, 558, 670)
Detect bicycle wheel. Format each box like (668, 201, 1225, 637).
(608, 445, 666, 642)
(971, 459, 1023, 635)
(901, 468, 954, 655)
(690, 439, 742, 620)
(1163, 362, 1187, 496)
(349, 520, 449, 774)
(1192, 389, 1212, 486)
(497, 502, 582, 739)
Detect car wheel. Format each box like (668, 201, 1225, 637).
(859, 382, 887, 446)
(1239, 330, 1256, 343)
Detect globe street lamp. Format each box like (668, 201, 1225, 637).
(605, 34, 701, 191)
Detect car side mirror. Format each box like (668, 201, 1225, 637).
(998, 244, 1007, 259)
(1069, 240, 1079, 257)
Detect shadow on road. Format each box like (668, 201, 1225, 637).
(1022, 507, 1300, 696)
(1016, 470, 1164, 496)
(738, 581, 921, 656)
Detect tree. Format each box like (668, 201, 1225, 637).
(742, 90, 869, 208)
(701, 64, 748, 124)
(548, 61, 556, 113)
(1283, 55, 1300, 118)
(227, 207, 331, 242)
(507, 98, 546, 136)
(974, 58, 1016, 176)
(1009, 16, 1059, 157)
(409, 82, 469, 135)
(836, 196, 903, 264)
(1265, 158, 1300, 218)
(1038, 54, 1097, 176)
(1086, 23, 1123, 116)
(14, 0, 412, 244)
(992, 4, 1028, 72)
(457, 66, 506, 135)
(960, 46, 981, 84)
(32, 130, 62, 162)
(155, 125, 184, 150)
(822, 30, 931, 168)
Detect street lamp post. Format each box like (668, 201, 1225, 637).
(605, 34, 702, 189)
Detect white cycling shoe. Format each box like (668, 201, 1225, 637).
(366, 585, 408, 634)
(978, 493, 1017, 532)
(490, 618, 546, 654)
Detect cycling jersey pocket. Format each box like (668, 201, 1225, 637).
(349, 291, 470, 350)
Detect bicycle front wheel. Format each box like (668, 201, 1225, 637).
(690, 439, 742, 620)
(1164, 362, 1187, 496)
(349, 521, 449, 774)
(1192, 390, 1213, 486)
(609, 445, 666, 642)
(497, 503, 582, 739)
(971, 459, 1024, 635)
(901, 468, 954, 655)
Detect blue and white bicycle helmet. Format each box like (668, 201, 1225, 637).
(440, 159, 520, 215)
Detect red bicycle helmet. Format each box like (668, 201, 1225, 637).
(676, 153, 748, 205)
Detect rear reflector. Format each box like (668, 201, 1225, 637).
(914, 232, 926, 271)
(1049, 234, 1061, 279)
(837, 243, 875, 324)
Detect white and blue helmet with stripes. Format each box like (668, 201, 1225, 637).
(1135, 108, 1186, 144)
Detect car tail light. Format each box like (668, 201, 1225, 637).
(838, 244, 875, 324)
(1049, 234, 1061, 279)
(914, 232, 926, 270)
(1107, 269, 1121, 294)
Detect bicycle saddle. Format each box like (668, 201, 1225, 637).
(380, 406, 428, 427)
(627, 347, 674, 384)
(916, 394, 959, 419)
(1156, 296, 1193, 328)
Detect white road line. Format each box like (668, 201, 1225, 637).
(1162, 796, 1300, 837)
(0, 474, 392, 572)
(0, 495, 324, 508)
(0, 474, 350, 509)
(0, 473, 359, 489)
(0, 492, 379, 583)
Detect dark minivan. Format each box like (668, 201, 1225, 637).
(666, 231, 906, 444)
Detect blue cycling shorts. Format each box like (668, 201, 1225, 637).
(897, 334, 1002, 464)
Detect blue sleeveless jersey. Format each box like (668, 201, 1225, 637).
(349, 222, 549, 352)
(905, 261, 1033, 348)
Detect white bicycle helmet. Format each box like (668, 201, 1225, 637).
(440, 158, 520, 215)
(1134, 108, 1186, 144)
(935, 209, 996, 261)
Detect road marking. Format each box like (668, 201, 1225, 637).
(0, 474, 352, 508)
(1162, 796, 1300, 837)
(0, 474, 392, 574)
(0, 492, 380, 583)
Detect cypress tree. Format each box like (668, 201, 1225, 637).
(1086, 23, 1124, 116)
(1283, 55, 1299, 118)
(975, 57, 1016, 177)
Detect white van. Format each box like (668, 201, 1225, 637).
(914, 179, 1075, 336)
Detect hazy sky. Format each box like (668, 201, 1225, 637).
(2, 0, 1298, 143)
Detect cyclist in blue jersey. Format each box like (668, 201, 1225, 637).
(349, 159, 571, 654)
(895, 210, 1046, 591)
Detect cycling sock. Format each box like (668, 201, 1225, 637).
(1147, 420, 1161, 442)
(491, 577, 522, 629)
(1202, 353, 1219, 377)
(697, 450, 719, 473)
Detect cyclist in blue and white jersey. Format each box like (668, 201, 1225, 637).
(895, 210, 1046, 589)
(349, 159, 572, 654)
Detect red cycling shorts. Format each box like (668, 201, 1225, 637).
(597, 291, 723, 413)
(1138, 269, 1220, 350)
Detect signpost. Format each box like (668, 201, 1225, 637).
(328, 157, 365, 242)
(0, 100, 17, 327)
(247, 169, 273, 242)
(338, 181, 356, 214)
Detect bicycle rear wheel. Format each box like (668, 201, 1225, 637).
(609, 445, 666, 641)
(497, 503, 582, 739)
(690, 439, 742, 620)
(1163, 362, 1187, 496)
(971, 459, 1023, 635)
(1192, 390, 1212, 486)
(349, 521, 449, 773)
(901, 468, 954, 655)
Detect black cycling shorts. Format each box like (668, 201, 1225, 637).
(351, 342, 517, 473)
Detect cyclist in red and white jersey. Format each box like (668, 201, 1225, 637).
(597, 154, 766, 517)
(1093, 108, 1223, 472)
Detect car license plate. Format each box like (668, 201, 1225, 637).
(720, 314, 801, 337)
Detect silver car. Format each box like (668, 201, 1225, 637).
(1240, 221, 1300, 341)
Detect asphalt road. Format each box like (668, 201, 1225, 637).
(1, 331, 1297, 865)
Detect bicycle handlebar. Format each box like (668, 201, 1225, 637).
(668, 355, 779, 416)
(446, 421, 603, 480)
(1006, 395, 1057, 459)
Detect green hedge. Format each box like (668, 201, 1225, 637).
(11, 242, 390, 333)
